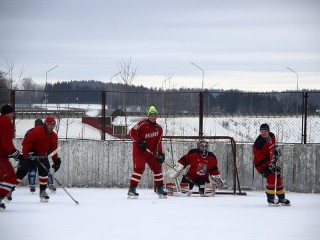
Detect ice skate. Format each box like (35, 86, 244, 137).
(268, 198, 280, 207)
(279, 198, 291, 206)
(30, 186, 36, 193)
(199, 186, 206, 197)
(48, 184, 57, 192)
(156, 185, 167, 199)
(127, 187, 139, 199)
(4, 189, 13, 202)
(0, 198, 6, 211)
(40, 190, 50, 202)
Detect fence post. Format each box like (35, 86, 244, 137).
(303, 92, 308, 144)
(10, 90, 16, 138)
(101, 91, 106, 140)
(199, 92, 204, 137)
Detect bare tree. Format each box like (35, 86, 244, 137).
(15, 77, 43, 107)
(2, 57, 26, 90)
(117, 57, 137, 87)
(116, 57, 137, 135)
(0, 70, 10, 105)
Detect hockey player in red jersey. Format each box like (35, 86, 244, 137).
(253, 123, 290, 206)
(128, 106, 167, 198)
(27, 119, 56, 193)
(14, 116, 61, 202)
(167, 139, 224, 196)
(0, 104, 19, 211)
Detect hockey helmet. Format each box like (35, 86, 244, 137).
(197, 139, 209, 157)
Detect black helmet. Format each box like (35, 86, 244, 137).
(260, 123, 270, 131)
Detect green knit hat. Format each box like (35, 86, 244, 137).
(148, 106, 158, 116)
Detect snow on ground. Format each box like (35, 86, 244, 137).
(13, 114, 320, 143)
(1, 187, 319, 240)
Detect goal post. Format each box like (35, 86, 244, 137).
(162, 136, 246, 196)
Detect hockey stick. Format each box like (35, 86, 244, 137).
(274, 170, 278, 204)
(169, 140, 182, 193)
(145, 148, 176, 171)
(35, 157, 79, 205)
(48, 147, 62, 159)
(9, 147, 62, 168)
(273, 147, 281, 205)
(146, 148, 188, 196)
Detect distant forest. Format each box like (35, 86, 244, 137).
(1, 75, 319, 115)
(45, 80, 320, 115)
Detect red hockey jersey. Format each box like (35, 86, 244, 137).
(129, 118, 163, 154)
(252, 132, 276, 173)
(22, 126, 59, 160)
(0, 115, 16, 156)
(178, 149, 220, 181)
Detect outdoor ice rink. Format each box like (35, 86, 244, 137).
(1, 187, 319, 240)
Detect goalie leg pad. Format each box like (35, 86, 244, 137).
(166, 182, 190, 196)
(166, 183, 175, 196)
(180, 183, 189, 194)
(204, 183, 215, 197)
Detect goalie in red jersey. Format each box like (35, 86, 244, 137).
(167, 139, 225, 196)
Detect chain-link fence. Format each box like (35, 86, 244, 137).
(2, 89, 319, 143)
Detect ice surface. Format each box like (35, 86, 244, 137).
(1, 187, 319, 240)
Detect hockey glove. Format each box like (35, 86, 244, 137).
(274, 148, 282, 161)
(269, 162, 281, 174)
(8, 150, 21, 161)
(139, 140, 147, 151)
(166, 162, 184, 178)
(210, 175, 224, 189)
(157, 152, 165, 164)
(52, 158, 61, 172)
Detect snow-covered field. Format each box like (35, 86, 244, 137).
(1, 187, 320, 240)
(13, 103, 319, 143)
(14, 115, 320, 143)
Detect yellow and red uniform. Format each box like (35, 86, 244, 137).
(253, 132, 285, 200)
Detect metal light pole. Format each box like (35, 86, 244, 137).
(287, 67, 299, 114)
(191, 62, 205, 136)
(45, 65, 58, 108)
(191, 62, 204, 92)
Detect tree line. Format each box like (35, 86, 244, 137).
(1, 73, 319, 115)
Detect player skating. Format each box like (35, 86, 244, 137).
(12, 116, 61, 202)
(27, 119, 56, 192)
(253, 123, 290, 207)
(0, 105, 20, 211)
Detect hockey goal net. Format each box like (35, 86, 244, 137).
(161, 136, 245, 195)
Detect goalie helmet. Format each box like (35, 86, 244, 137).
(197, 139, 209, 157)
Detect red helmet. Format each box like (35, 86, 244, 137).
(44, 116, 56, 124)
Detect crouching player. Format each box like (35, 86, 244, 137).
(166, 139, 225, 196)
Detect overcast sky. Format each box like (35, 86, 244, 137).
(0, 0, 319, 91)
